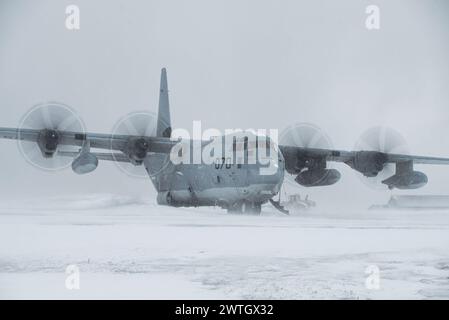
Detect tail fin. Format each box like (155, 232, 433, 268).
(156, 68, 172, 138)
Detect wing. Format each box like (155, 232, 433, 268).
(279, 145, 449, 166)
(0, 127, 175, 152)
(385, 153, 449, 165)
(279, 145, 449, 189)
(0, 126, 176, 169)
(57, 151, 131, 163)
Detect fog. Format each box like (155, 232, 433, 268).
(1, 0, 449, 209)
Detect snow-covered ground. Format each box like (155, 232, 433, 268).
(1, 194, 449, 299)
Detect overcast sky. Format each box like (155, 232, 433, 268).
(1, 0, 449, 208)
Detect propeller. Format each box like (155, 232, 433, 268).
(354, 126, 409, 189)
(111, 111, 170, 178)
(18, 102, 85, 171)
(279, 122, 334, 189)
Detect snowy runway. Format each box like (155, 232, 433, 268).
(1, 194, 449, 299)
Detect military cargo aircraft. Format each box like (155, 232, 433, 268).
(2, 68, 449, 214)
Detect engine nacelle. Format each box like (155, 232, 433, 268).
(382, 171, 428, 190)
(295, 168, 341, 187)
(37, 129, 59, 158)
(72, 152, 98, 175)
(127, 137, 150, 165)
(350, 151, 388, 177)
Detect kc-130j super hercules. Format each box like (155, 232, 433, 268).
(1, 69, 449, 214)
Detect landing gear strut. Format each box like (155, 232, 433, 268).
(227, 201, 262, 215)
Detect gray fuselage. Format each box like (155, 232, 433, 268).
(144, 137, 285, 209)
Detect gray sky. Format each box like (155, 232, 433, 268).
(1, 0, 449, 208)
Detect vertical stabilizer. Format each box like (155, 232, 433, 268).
(157, 68, 172, 138)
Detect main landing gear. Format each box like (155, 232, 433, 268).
(227, 201, 262, 215)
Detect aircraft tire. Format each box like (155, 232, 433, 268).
(227, 201, 261, 215)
